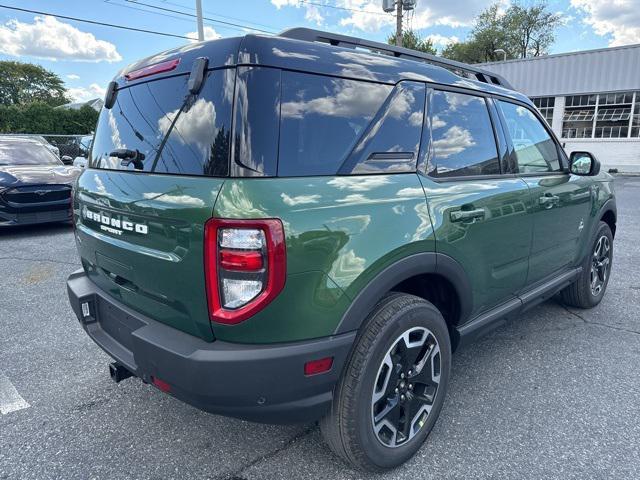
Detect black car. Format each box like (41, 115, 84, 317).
(0, 138, 80, 226)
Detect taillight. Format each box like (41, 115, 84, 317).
(204, 218, 286, 325)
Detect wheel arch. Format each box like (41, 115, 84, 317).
(599, 200, 617, 238)
(333, 253, 473, 337)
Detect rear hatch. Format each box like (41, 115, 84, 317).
(74, 51, 236, 341)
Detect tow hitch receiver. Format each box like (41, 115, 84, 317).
(109, 363, 133, 383)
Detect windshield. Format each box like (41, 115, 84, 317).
(91, 69, 233, 176)
(0, 141, 62, 166)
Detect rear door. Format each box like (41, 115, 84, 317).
(495, 100, 593, 285)
(420, 89, 532, 318)
(74, 67, 234, 340)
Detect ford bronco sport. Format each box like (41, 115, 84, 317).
(67, 28, 617, 471)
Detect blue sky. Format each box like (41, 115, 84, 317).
(0, 0, 638, 102)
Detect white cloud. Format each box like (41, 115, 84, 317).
(142, 193, 205, 207)
(185, 26, 222, 42)
(281, 193, 321, 206)
(281, 78, 390, 119)
(305, 5, 325, 25)
(571, 0, 640, 46)
(270, 0, 324, 26)
(0, 16, 121, 62)
(338, 0, 393, 31)
(426, 34, 460, 47)
(328, 176, 391, 191)
(68, 83, 106, 102)
(66, 74, 80, 80)
(158, 98, 217, 158)
(433, 126, 475, 158)
(339, 0, 499, 32)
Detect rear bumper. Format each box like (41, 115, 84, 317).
(66, 269, 355, 424)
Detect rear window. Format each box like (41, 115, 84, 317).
(278, 72, 392, 176)
(91, 69, 233, 176)
(0, 141, 61, 166)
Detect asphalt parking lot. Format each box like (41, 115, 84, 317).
(1, 176, 639, 480)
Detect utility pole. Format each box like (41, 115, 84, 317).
(395, 0, 403, 47)
(195, 0, 204, 41)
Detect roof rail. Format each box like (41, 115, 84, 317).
(278, 27, 514, 91)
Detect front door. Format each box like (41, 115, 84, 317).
(496, 100, 593, 285)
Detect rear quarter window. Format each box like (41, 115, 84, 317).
(427, 90, 500, 178)
(278, 72, 392, 177)
(343, 81, 425, 174)
(91, 69, 233, 176)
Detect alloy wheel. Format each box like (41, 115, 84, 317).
(371, 327, 441, 448)
(591, 235, 611, 296)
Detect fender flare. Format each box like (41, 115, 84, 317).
(597, 198, 617, 236)
(333, 252, 473, 335)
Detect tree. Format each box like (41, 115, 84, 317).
(504, 4, 560, 58)
(387, 30, 437, 55)
(0, 103, 98, 134)
(0, 61, 69, 107)
(441, 1, 560, 64)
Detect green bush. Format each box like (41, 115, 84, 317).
(0, 103, 98, 135)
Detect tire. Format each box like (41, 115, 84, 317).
(320, 293, 451, 472)
(560, 221, 613, 309)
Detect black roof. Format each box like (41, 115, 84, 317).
(116, 28, 529, 105)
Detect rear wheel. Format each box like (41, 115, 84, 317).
(320, 293, 451, 471)
(561, 221, 613, 308)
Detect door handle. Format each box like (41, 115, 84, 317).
(450, 208, 485, 223)
(539, 194, 560, 209)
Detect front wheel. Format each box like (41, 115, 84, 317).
(320, 293, 451, 471)
(561, 221, 613, 308)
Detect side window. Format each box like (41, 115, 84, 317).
(232, 67, 280, 176)
(497, 100, 561, 173)
(278, 72, 392, 176)
(345, 82, 426, 174)
(427, 90, 500, 178)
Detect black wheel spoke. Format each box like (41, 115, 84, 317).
(374, 395, 400, 424)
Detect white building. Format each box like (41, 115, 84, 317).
(483, 44, 640, 172)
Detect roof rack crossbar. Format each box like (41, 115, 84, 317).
(278, 28, 514, 90)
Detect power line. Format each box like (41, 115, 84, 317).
(123, 0, 275, 34)
(0, 4, 192, 39)
(153, 0, 276, 32)
(298, 0, 392, 16)
(104, 0, 228, 33)
(104, 0, 196, 24)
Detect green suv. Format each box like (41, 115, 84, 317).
(67, 29, 616, 471)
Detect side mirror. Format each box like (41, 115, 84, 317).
(570, 151, 600, 176)
(61, 155, 74, 165)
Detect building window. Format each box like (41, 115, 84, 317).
(532, 97, 555, 126)
(562, 95, 596, 138)
(631, 95, 640, 138)
(562, 91, 638, 139)
(595, 92, 633, 138)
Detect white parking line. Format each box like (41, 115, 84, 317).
(0, 371, 30, 415)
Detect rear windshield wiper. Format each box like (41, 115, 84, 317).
(109, 148, 145, 170)
(150, 57, 209, 173)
